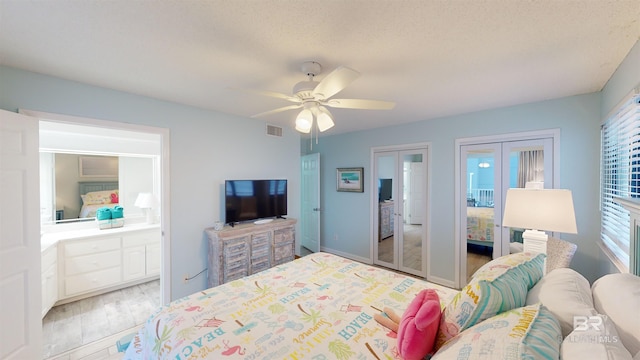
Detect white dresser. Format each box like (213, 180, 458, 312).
(205, 218, 296, 287)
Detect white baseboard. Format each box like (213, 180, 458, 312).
(427, 274, 457, 289)
(319, 246, 372, 264)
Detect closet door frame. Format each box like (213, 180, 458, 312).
(453, 129, 560, 289)
(370, 142, 430, 278)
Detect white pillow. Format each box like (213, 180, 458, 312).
(592, 273, 640, 355)
(526, 268, 596, 337)
(562, 314, 633, 360)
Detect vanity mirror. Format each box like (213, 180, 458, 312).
(40, 152, 155, 224)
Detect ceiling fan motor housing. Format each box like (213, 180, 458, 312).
(294, 61, 323, 99)
(293, 80, 319, 99)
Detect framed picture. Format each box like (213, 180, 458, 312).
(337, 167, 364, 192)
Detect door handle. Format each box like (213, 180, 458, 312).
(313, 208, 321, 211)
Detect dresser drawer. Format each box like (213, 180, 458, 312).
(65, 250, 121, 276)
(224, 263, 248, 283)
(274, 228, 295, 244)
(273, 242, 294, 265)
(251, 257, 271, 274)
(122, 230, 160, 247)
(252, 232, 271, 246)
(64, 237, 121, 257)
(64, 266, 122, 296)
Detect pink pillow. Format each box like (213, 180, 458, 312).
(397, 289, 442, 360)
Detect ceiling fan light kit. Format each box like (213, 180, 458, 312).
(246, 61, 396, 135)
(295, 108, 313, 133)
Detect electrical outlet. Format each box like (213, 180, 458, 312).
(183, 274, 189, 284)
(334, 234, 338, 241)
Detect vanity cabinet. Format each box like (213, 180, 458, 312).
(206, 218, 296, 287)
(41, 245, 58, 318)
(123, 229, 161, 281)
(47, 225, 160, 307)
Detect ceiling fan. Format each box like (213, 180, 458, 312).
(246, 61, 396, 133)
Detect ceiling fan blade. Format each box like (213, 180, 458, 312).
(325, 98, 396, 110)
(231, 88, 300, 103)
(312, 66, 360, 99)
(251, 104, 302, 118)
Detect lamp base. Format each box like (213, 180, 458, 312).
(522, 229, 548, 274)
(144, 209, 154, 224)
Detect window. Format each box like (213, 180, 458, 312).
(600, 89, 640, 271)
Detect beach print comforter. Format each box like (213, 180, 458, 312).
(124, 252, 458, 359)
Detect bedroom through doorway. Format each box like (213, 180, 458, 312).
(29, 110, 171, 359)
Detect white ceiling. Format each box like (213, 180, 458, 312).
(1, 1, 639, 135)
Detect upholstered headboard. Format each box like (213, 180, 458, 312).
(79, 181, 118, 194)
(78, 181, 118, 207)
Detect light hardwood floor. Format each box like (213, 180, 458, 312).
(43, 280, 160, 359)
(377, 224, 423, 270)
(466, 250, 492, 283)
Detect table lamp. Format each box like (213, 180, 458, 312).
(502, 188, 577, 257)
(135, 192, 159, 224)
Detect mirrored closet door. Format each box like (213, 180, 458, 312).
(459, 137, 554, 286)
(373, 145, 428, 277)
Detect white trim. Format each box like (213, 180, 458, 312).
(370, 142, 431, 279)
(597, 240, 628, 274)
(320, 246, 371, 264)
(20, 108, 172, 304)
(602, 84, 640, 123)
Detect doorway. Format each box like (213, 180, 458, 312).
(26, 109, 171, 357)
(372, 143, 429, 278)
(455, 130, 558, 288)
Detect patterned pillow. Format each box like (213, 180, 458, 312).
(81, 190, 119, 205)
(432, 304, 561, 359)
(436, 252, 546, 348)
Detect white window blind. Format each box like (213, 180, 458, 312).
(600, 90, 640, 270)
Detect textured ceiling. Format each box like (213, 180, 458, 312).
(1, 0, 639, 135)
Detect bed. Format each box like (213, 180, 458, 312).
(124, 252, 458, 359)
(78, 181, 119, 218)
(466, 206, 494, 248)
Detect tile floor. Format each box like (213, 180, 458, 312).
(43, 280, 160, 359)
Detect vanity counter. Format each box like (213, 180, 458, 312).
(41, 222, 160, 252)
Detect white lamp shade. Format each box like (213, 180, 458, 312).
(134, 193, 158, 209)
(316, 106, 334, 132)
(295, 109, 313, 133)
(502, 188, 577, 234)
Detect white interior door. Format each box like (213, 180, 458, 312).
(0, 109, 42, 359)
(301, 153, 320, 253)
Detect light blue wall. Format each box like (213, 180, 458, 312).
(307, 95, 601, 283)
(305, 39, 640, 284)
(0, 66, 302, 300)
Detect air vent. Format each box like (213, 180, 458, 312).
(266, 124, 283, 137)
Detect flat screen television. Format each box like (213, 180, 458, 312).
(379, 178, 393, 202)
(225, 179, 287, 224)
